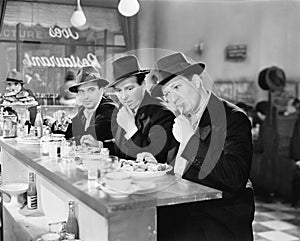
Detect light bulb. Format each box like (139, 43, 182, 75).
(118, 0, 140, 17)
(70, 9, 86, 27)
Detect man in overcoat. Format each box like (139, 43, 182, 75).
(152, 52, 255, 241)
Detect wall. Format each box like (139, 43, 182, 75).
(138, 0, 300, 102)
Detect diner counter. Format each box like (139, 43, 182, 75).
(0, 138, 222, 241)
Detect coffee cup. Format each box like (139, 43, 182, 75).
(105, 171, 132, 192)
(37, 233, 60, 241)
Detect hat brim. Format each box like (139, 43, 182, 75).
(107, 70, 150, 88)
(151, 63, 205, 97)
(258, 68, 269, 90)
(69, 78, 109, 93)
(5, 78, 24, 84)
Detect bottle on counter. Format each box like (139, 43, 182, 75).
(34, 106, 43, 138)
(0, 106, 4, 136)
(41, 128, 51, 156)
(27, 172, 37, 210)
(66, 201, 79, 239)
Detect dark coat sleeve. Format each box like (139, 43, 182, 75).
(126, 109, 179, 163)
(113, 106, 179, 164)
(93, 103, 116, 142)
(182, 111, 253, 194)
(24, 88, 37, 125)
(290, 115, 300, 160)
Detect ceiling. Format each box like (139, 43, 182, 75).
(8, 0, 119, 9)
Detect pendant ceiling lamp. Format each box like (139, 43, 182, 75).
(70, 0, 86, 28)
(118, 0, 140, 17)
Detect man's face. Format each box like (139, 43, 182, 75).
(6, 82, 22, 93)
(162, 75, 201, 115)
(77, 81, 103, 110)
(114, 76, 145, 110)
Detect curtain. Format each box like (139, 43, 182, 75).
(3, 1, 121, 32)
(118, 14, 138, 51)
(0, 0, 7, 32)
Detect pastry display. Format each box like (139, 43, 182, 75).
(2, 91, 38, 106)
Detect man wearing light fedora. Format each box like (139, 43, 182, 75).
(108, 55, 179, 163)
(153, 52, 254, 241)
(54, 66, 117, 149)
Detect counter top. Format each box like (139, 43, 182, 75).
(0, 138, 222, 218)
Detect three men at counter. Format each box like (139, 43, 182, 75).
(4, 53, 254, 240)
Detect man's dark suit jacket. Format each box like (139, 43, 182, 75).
(158, 94, 255, 241)
(62, 97, 117, 150)
(112, 91, 179, 164)
(290, 113, 300, 160)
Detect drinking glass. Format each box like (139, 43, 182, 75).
(98, 157, 113, 182)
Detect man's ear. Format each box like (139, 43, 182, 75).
(191, 74, 203, 89)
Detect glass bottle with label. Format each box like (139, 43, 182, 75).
(27, 172, 37, 210)
(0, 107, 4, 136)
(34, 106, 43, 138)
(66, 201, 79, 239)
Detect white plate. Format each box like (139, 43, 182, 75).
(130, 165, 173, 179)
(98, 182, 139, 198)
(16, 137, 41, 145)
(134, 182, 156, 194)
(0, 183, 28, 195)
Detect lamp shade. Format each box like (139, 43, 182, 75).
(118, 0, 140, 17)
(70, 9, 86, 27)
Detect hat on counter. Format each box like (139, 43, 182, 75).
(107, 55, 150, 88)
(151, 52, 206, 97)
(69, 66, 109, 93)
(5, 69, 24, 83)
(258, 66, 285, 92)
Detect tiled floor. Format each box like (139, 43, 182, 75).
(254, 197, 300, 241)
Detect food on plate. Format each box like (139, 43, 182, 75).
(16, 91, 29, 99)
(4, 91, 16, 97)
(2, 90, 38, 106)
(136, 152, 157, 163)
(119, 159, 170, 172)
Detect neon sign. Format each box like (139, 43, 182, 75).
(48, 26, 79, 40)
(23, 53, 101, 69)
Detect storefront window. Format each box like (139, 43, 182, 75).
(0, 2, 126, 97)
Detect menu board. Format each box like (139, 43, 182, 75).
(225, 44, 247, 61)
(214, 81, 256, 104)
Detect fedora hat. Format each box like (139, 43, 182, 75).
(69, 65, 109, 93)
(258, 68, 269, 90)
(107, 55, 150, 88)
(266, 66, 285, 91)
(151, 52, 205, 96)
(258, 66, 285, 91)
(5, 69, 24, 83)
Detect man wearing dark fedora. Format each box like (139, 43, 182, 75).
(108, 55, 179, 163)
(2, 69, 37, 126)
(54, 65, 117, 149)
(153, 52, 254, 241)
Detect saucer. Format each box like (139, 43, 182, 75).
(0, 183, 28, 195)
(75, 164, 87, 172)
(134, 182, 156, 194)
(98, 182, 139, 198)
